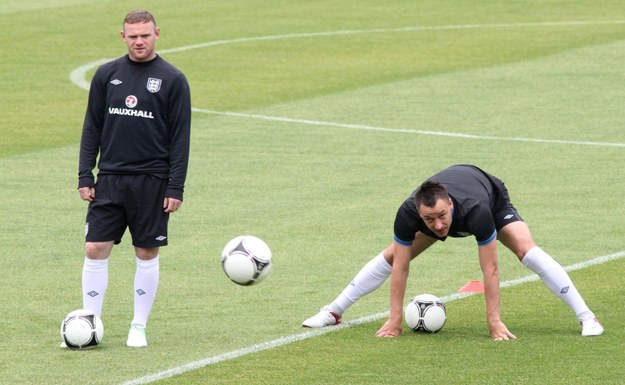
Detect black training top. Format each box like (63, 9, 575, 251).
(394, 164, 507, 246)
(78, 54, 191, 200)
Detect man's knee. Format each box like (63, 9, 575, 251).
(135, 247, 160, 260)
(85, 241, 114, 260)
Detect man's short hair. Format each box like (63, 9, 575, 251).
(415, 180, 449, 209)
(123, 9, 156, 26)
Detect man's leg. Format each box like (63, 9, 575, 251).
(127, 247, 160, 347)
(498, 222, 603, 336)
(303, 234, 436, 327)
(82, 241, 114, 317)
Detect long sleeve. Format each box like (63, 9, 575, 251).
(164, 72, 191, 201)
(78, 68, 106, 189)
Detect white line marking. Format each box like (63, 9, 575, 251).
(69, 19, 625, 91)
(159, 20, 625, 54)
(69, 58, 109, 91)
(69, 20, 625, 148)
(194, 108, 625, 148)
(120, 249, 625, 385)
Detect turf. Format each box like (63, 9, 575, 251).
(153, 259, 625, 385)
(1, 1, 624, 384)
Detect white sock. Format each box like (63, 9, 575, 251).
(131, 256, 160, 327)
(82, 257, 108, 317)
(330, 252, 392, 314)
(522, 246, 593, 320)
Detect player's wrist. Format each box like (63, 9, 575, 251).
(388, 311, 403, 323)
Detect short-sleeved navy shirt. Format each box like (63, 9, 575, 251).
(393, 165, 521, 246)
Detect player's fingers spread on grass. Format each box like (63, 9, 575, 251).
(491, 330, 517, 341)
(376, 331, 398, 338)
(488, 321, 517, 341)
(500, 326, 517, 340)
(375, 322, 402, 337)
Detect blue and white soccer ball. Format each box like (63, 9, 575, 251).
(405, 294, 447, 333)
(221, 235, 273, 286)
(60, 309, 104, 349)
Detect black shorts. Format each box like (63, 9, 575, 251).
(490, 175, 524, 231)
(85, 174, 169, 248)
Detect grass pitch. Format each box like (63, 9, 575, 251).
(1, 1, 625, 384)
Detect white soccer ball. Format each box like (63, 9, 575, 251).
(221, 235, 272, 286)
(405, 294, 446, 333)
(60, 309, 104, 349)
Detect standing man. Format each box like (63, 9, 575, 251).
(75, 9, 191, 347)
(303, 165, 604, 340)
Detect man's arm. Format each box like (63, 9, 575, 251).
(375, 241, 412, 337)
(478, 239, 517, 340)
(78, 68, 106, 189)
(165, 73, 191, 201)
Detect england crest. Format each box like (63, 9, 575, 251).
(146, 78, 162, 93)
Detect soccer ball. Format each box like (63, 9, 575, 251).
(221, 235, 272, 286)
(60, 309, 104, 349)
(405, 294, 446, 333)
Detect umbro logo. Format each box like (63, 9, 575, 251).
(504, 214, 514, 220)
(560, 286, 570, 294)
(155, 235, 167, 241)
(87, 291, 99, 297)
(110, 79, 122, 85)
(136, 289, 146, 296)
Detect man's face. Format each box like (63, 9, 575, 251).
(418, 197, 453, 238)
(121, 21, 160, 62)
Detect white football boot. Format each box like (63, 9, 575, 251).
(581, 317, 604, 337)
(126, 324, 148, 347)
(302, 307, 341, 328)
